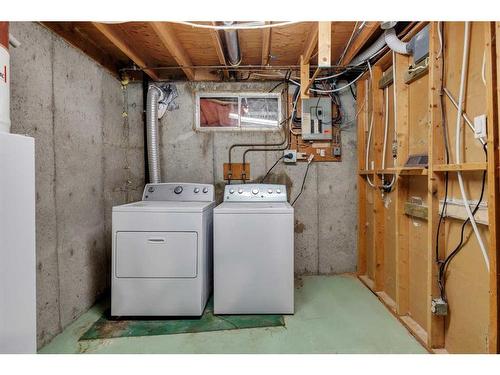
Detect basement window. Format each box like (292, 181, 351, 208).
(195, 93, 282, 131)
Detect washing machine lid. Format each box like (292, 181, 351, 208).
(113, 200, 215, 213)
(214, 202, 293, 214)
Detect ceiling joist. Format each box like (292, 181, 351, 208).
(91, 22, 159, 81)
(150, 22, 196, 81)
(261, 22, 272, 66)
(299, 23, 319, 64)
(209, 23, 229, 79)
(341, 22, 381, 65)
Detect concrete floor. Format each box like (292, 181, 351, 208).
(39, 275, 427, 354)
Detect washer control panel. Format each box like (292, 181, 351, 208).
(223, 184, 287, 202)
(143, 183, 214, 202)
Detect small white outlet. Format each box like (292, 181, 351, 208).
(283, 150, 297, 163)
(474, 114, 487, 140)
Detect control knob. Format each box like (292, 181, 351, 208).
(174, 186, 183, 194)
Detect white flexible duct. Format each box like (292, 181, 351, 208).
(454, 22, 490, 271)
(146, 85, 163, 184)
(350, 33, 387, 66)
(384, 28, 410, 55)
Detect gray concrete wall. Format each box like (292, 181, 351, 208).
(156, 81, 358, 275)
(9, 22, 144, 348)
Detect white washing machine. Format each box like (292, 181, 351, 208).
(214, 184, 294, 314)
(111, 183, 215, 316)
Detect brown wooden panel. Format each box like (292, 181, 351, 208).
(223, 163, 250, 181)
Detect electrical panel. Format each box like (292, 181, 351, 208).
(301, 98, 333, 141)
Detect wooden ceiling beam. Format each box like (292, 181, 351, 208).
(261, 22, 272, 66)
(91, 22, 159, 81)
(41, 22, 120, 78)
(150, 22, 196, 81)
(209, 23, 229, 79)
(298, 23, 319, 64)
(342, 22, 381, 65)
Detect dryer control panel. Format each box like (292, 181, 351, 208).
(143, 183, 215, 202)
(223, 184, 287, 202)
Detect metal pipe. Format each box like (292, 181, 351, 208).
(223, 21, 241, 67)
(146, 85, 162, 183)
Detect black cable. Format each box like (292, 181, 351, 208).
(435, 20, 449, 297)
(439, 165, 487, 301)
(268, 81, 286, 93)
(291, 161, 313, 206)
(349, 84, 357, 100)
(260, 155, 285, 183)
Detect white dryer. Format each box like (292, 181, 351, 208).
(214, 184, 294, 314)
(111, 183, 215, 316)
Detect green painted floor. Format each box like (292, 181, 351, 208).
(40, 275, 427, 354)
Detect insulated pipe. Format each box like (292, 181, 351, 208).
(454, 22, 489, 271)
(383, 27, 411, 55)
(146, 85, 162, 184)
(223, 21, 241, 66)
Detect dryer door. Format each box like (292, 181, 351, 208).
(115, 231, 197, 278)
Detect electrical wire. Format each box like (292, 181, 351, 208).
(337, 22, 359, 65)
(172, 21, 301, 30)
(260, 155, 285, 183)
(439, 164, 487, 300)
(291, 159, 314, 206)
(435, 20, 450, 298)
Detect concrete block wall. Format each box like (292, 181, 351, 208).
(9, 22, 144, 348)
(155, 81, 358, 275)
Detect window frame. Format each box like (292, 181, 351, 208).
(194, 92, 283, 132)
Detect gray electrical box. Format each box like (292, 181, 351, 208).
(410, 24, 430, 65)
(301, 97, 333, 141)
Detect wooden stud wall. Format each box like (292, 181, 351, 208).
(357, 22, 499, 354)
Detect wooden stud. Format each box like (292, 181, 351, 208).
(261, 22, 272, 66)
(426, 21, 446, 350)
(318, 22, 331, 67)
(298, 23, 318, 64)
(357, 79, 368, 276)
(394, 53, 410, 316)
(300, 55, 310, 99)
(91, 22, 159, 81)
(486, 21, 500, 354)
(372, 65, 385, 292)
(150, 22, 196, 81)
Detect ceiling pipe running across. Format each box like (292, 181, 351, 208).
(222, 21, 242, 66)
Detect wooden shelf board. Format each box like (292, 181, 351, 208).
(433, 162, 487, 172)
(358, 170, 375, 175)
